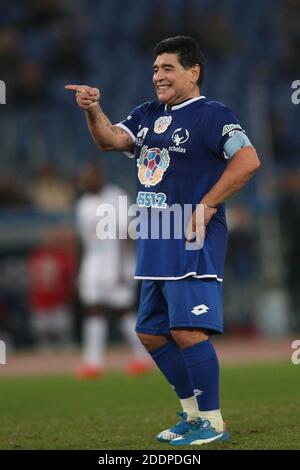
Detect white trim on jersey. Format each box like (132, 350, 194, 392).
(114, 122, 136, 158)
(134, 272, 223, 282)
(165, 96, 206, 111)
(193, 275, 223, 282)
(115, 122, 136, 143)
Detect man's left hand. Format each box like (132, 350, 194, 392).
(185, 204, 217, 243)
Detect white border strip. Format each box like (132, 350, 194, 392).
(134, 273, 223, 282)
(165, 96, 206, 111)
(115, 123, 136, 158)
(194, 275, 223, 282)
(115, 122, 136, 143)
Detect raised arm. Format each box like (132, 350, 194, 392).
(65, 84, 134, 153)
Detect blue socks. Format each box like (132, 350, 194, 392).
(181, 339, 220, 411)
(150, 339, 220, 412)
(150, 341, 194, 399)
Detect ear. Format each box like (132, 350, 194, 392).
(191, 64, 200, 84)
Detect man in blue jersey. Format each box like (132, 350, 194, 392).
(66, 36, 260, 446)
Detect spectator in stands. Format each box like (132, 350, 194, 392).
(28, 163, 75, 212)
(0, 27, 25, 102)
(0, 174, 28, 207)
(22, 0, 69, 30)
(48, 34, 87, 79)
(14, 60, 45, 107)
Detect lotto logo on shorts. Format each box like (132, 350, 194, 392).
(191, 304, 209, 315)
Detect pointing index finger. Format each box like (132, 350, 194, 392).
(65, 84, 83, 92)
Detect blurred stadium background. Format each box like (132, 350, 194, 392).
(0, 0, 299, 450)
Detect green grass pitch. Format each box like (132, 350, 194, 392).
(0, 362, 299, 450)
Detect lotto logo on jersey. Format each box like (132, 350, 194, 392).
(137, 145, 170, 187)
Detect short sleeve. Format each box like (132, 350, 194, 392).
(116, 102, 151, 140)
(203, 102, 246, 160)
(115, 102, 151, 158)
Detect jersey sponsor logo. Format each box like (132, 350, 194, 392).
(172, 128, 190, 145)
(154, 115, 172, 134)
(137, 145, 170, 187)
(169, 128, 190, 154)
(136, 127, 149, 146)
(191, 304, 209, 315)
(222, 123, 242, 136)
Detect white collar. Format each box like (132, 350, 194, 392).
(165, 96, 206, 111)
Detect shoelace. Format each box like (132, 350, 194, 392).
(175, 411, 187, 424)
(188, 418, 211, 432)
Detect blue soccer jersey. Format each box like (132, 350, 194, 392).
(117, 96, 246, 281)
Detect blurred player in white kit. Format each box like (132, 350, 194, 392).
(74, 162, 150, 378)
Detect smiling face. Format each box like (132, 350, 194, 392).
(153, 52, 200, 106)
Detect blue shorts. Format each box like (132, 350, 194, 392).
(136, 278, 223, 336)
